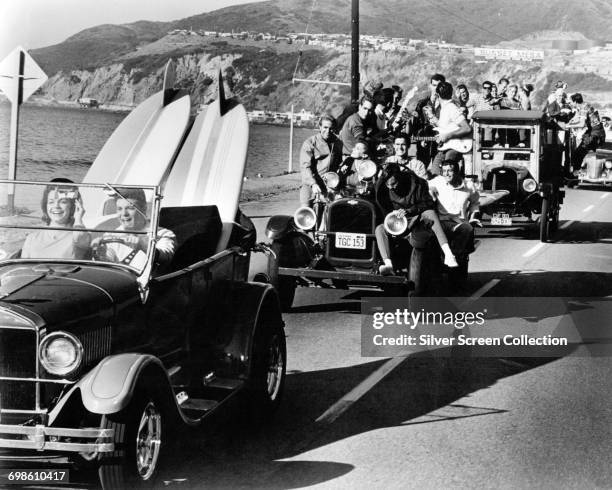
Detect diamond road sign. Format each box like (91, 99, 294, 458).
(0, 46, 47, 105)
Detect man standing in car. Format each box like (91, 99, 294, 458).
(299, 115, 343, 207)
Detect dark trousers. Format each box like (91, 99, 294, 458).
(439, 220, 474, 257)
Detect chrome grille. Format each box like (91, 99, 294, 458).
(326, 199, 377, 266)
(0, 328, 37, 411)
(78, 325, 112, 369)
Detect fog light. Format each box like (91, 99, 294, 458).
(384, 211, 408, 236)
(522, 178, 537, 193)
(294, 207, 317, 230)
(605, 160, 612, 170)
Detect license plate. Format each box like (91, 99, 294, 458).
(491, 213, 512, 225)
(335, 232, 366, 249)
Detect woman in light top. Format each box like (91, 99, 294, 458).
(21, 179, 91, 259)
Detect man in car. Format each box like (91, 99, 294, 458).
(299, 114, 343, 207)
(428, 152, 480, 260)
(375, 164, 458, 276)
(339, 95, 376, 156)
(97, 188, 176, 269)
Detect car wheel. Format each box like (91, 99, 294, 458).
(247, 320, 286, 420)
(539, 197, 550, 242)
(408, 248, 425, 296)
(98, 388, 166, 486)
(268, 242, 296, 311)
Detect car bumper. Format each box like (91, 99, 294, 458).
(0, 424, 114, 452)
(279, 266, 410, 285)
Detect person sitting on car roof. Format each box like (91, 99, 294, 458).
(428, 152, 480, 261)
(95, 188, 176, 269)
(375, 164, 459, 276)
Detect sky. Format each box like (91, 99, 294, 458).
(0, 0, 266, 59)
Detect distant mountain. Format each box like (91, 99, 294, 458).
(31, 0, 612, 75)
(172, 0, 612, 44)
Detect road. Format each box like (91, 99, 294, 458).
(6, 186, 612, 489)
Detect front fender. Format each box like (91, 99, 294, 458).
(265, 215, 295, 240)
(77, 353, 171, 415)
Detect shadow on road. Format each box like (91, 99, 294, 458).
(142, 347, 572, 489)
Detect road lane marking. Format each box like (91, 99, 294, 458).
(601, 193, 610, 200)
(317, 274, 507, 425)
(560, 220, 575, 230)
(316, 356, 407, 424)
(522, 242, 546, 257)
(469, 279, 501, 300)
(583, 204, 594, 213)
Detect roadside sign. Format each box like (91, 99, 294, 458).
(0, 46, 47, 105)
(0, 46, 48, 211)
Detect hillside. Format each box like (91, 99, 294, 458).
(30, 0, 612, 76)
(25, 0, 612, 113)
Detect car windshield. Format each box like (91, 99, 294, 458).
(477, 125, 533, 163)
(0, 181, 158, 274)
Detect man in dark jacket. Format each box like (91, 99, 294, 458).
(374, 164, 458, 275)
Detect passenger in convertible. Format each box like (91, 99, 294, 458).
(383, 133, 428, 180)
(375, 164, 459, 276)
(95, 188, 176, 268)
(22, 178, 91, 259)
(428, 153, 480, 260)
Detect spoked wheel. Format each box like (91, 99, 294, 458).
(248, 321, 286, 420)
(98, 389, 166, 487)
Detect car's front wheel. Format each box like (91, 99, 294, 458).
(99, 388, 166, 486)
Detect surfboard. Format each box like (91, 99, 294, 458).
(163, 72, 249, 251)
(81, 61, 191, 220)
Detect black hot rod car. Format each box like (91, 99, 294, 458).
(0, 180, 286, 485)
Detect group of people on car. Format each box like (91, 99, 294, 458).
(299, 75, 482, 276)
(22, 179, 176, 268)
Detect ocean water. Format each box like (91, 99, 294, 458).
(0, 102, 315, 183)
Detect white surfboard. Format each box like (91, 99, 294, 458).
(163, 72, 249, 251)
(81, 60, 191, 220)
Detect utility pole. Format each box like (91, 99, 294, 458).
(351, 0, 359, 104)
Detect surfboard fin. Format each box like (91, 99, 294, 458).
(163, 60, 176, 107)
(219, 70, 236, 116)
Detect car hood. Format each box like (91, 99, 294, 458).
(0, 263, 138, 328)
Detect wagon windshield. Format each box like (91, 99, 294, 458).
(477, 125, 534, 152)
(0, 181, 158, 274)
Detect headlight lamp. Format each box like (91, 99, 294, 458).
(323, 172, 340, 189)
(357, 159, 378, 180)
(293, 207, 317, 231)
(384, 211, 408, 236)
(39, 332, 83, 376)
(605, 160, 612, 170)
(522, 178, 537, 193)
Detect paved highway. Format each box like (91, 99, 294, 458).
(7, 186, 612, 489)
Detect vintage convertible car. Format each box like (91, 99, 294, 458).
(0, 160, 284, 483)
(262, 161, 470, 310)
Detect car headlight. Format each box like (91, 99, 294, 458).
(605, 160, 612, 170)
(522, 178, 537, 193)
(323, 172, 340, 189)
(384, 211, 408, 236)
(293, 207, 317, 230)
(357, 159, 377, 180)
(39, 332, 83, 376)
